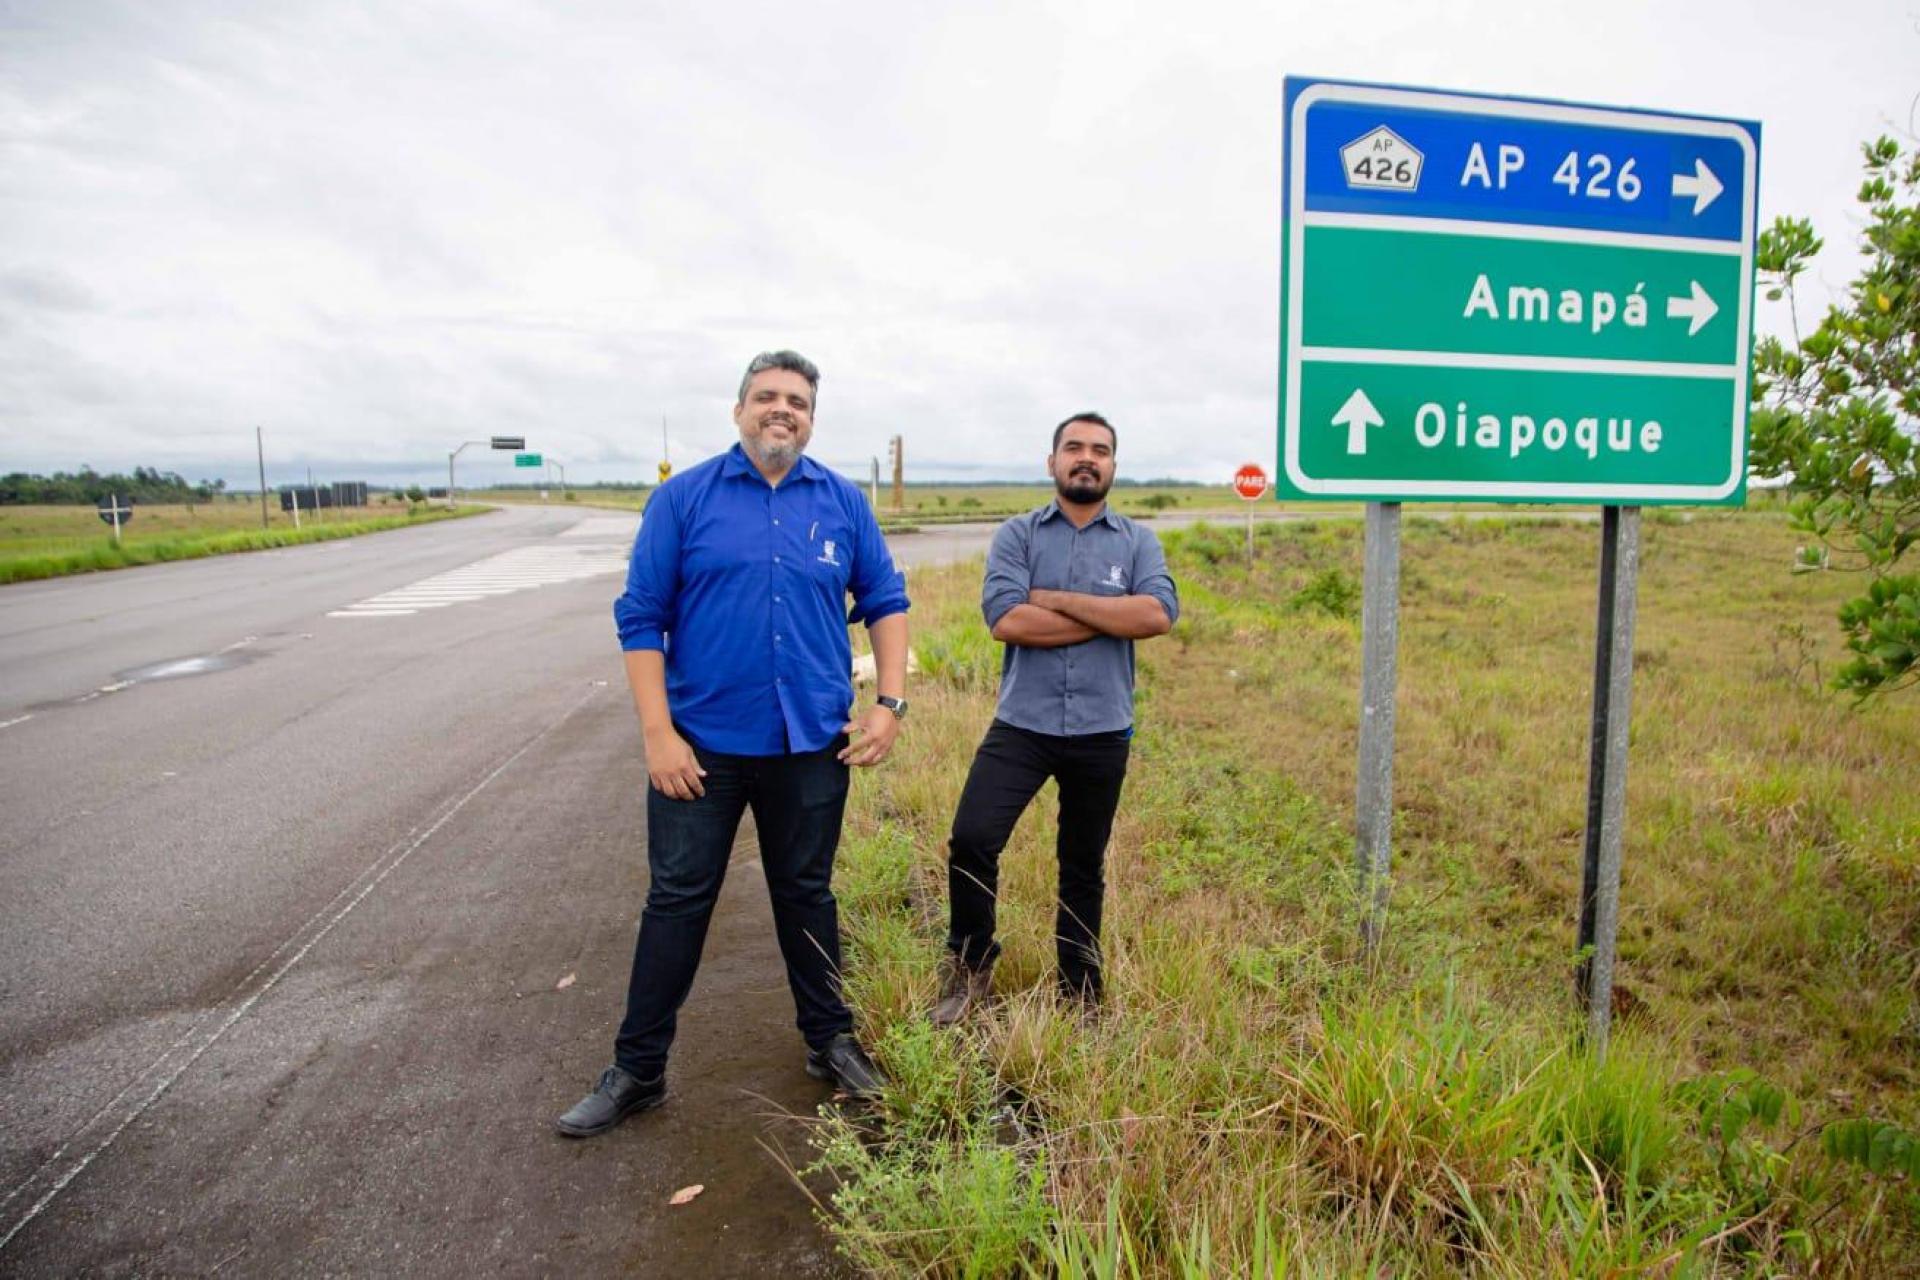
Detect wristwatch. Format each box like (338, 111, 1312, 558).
(876, 695, 908, 720)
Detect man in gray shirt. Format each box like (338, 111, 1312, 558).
(932, 412, 1179, 1026)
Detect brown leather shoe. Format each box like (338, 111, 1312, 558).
(930, 953, 994, 1029)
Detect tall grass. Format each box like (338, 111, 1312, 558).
(812, 511, 1919, 1276)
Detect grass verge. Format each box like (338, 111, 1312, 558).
(0, 504, 486, 584)
(814, 511, 1919, 1276)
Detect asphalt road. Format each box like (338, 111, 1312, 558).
(0, 504, 1002, 1277)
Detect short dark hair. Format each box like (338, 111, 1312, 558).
(737, 350, 821, 409)
(1052, 411, 1116, 452)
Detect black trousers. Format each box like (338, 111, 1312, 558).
(614, 737, 853, 1078)
(945, 719, 1132, 996)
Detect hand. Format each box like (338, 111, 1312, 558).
(645, 726, 707, 799)
(1027, 588, 1064, 611)
(837, 704, 900, 767)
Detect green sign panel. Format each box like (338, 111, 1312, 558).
(1280, 79, 1760, 505)
(514, 453, 542, 467)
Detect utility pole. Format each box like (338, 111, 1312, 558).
(889, 435, 904, 511)
(256, 426, 269, 529)
(870, 456, 880, 507)
(658, 416, 672, 484)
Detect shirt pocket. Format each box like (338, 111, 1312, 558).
(804, 522, 855, 592)
(1086, 559, 1130, 596)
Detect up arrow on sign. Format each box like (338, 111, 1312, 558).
(1332, 388, 1384, 455)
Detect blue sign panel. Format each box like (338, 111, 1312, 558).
(1295, 94, 1753, 243)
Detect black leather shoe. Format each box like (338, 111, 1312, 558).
(805, 1033, 885, 1100)
(554, 1066, 666, 1138)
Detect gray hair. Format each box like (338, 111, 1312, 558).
(736, 350, 821, 408)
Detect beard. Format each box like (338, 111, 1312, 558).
(1055, 467, 1111, 503)
(742, 429, 805, 472)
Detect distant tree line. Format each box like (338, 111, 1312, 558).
(0, 467, 228, 505)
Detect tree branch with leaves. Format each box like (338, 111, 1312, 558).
(1751, 136, 1920, 698)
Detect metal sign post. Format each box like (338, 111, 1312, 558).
(1356, 501, 1401, 948)
(1576, 505, 1640, 1053)
(447, 437, 527, 509)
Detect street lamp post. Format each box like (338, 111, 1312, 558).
(448, 435, 528, 507)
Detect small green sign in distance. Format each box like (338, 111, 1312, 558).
(1279, 79, 1760, 505)
(515, 453, 542, 467)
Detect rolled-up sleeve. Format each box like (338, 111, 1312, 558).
(1132, 528, 1179, 626)
(980, 519, 1031, 629)
(613, 489, 682, 651)
(845, 494, 909, 627)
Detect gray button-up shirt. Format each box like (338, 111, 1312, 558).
(981, 501, 1179, 736)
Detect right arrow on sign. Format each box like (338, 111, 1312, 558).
(1671, 158, 1724, 215)
(1332, 388, 1384, 455)
(1665, 279, 1720, 336)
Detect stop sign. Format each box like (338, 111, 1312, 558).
(1233, 464, 1269, 501)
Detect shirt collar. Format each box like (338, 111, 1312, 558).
(721, 442, 824, 487)
(1039, 497, 1117, 529)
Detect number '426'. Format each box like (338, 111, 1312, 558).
(1354, 156, 1414, 184)
(1553, 151, 1641, 201)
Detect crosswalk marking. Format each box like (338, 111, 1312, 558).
(328, 540, 630, 618)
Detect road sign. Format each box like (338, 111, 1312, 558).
(1233, 463, 1270, 501)
(515, 453, 542, 467)
(1279, 78, 1760, 505)
(96, 495, 134, 526)
(490, 436, 525, 451)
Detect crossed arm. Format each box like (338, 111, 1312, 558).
(990, 588, 1172, 648)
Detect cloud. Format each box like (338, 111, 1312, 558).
(1, 0, 1916, 488)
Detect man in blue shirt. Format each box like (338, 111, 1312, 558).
(558, 351, 910, 1138)
(931, 413, 1178, 1028)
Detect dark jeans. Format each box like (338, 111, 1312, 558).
(614, 735, 853, 1078)
(946, 719, 1131, 997)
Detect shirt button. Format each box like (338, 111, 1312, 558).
(773, 518, 780, 525)
(773, 555, 781, 563)
(775, 634, 783, 642)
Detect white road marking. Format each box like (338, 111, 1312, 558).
(0, 684, 607, 1254)
(327, 542, 628, 619)
(0, 714, 32, 731)
(560, 514, 641, 540)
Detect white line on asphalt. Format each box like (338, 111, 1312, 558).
(0, 714, 31, 731)
(0, 683, 608, 1255)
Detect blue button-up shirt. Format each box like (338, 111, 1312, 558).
(981, 501, 1179, 736)
(614, 445, 910, 756)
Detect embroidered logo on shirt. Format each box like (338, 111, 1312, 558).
(818, 540, 840, 567)
(1105, 564, 1125, 588)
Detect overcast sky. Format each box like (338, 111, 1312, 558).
(3, 0, 1917, 489)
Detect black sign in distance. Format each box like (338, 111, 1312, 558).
(96, 495, 135, 525)
(490, 436, 526, 450)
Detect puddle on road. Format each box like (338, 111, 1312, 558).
(114, 649, 259, 684)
